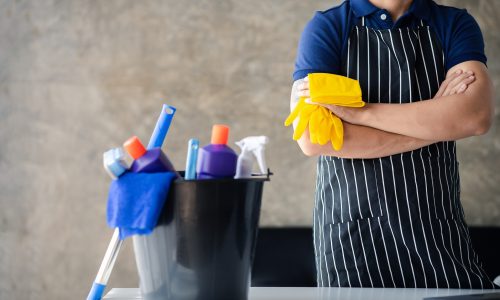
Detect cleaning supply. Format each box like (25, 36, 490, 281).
(124, 136, 177, 174)
(107, 172, 177, 239)
(147, 104, 176, 149)
(92, 105, 179, 300)
(134, 166, 271, 300)
(185, 139, 199, 180)
(234, 136, 269, 179)
(130, 104, 179, 300)
(87, 149, 129, 300)
(284, 73, 365, 150)
(103, 148, 129, 179)
(197, 124, 237, 179)
(87, 229, 122, 300)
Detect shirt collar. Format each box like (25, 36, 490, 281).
(350, 0, 430, 21)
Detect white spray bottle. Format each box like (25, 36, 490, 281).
(234, 136, 269, 179)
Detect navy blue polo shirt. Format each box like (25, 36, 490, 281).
(293, 0, 487, 81)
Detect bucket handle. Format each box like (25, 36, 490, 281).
(250, 168, 273, 180)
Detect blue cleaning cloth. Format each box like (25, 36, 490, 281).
(107, 171, 177, 240)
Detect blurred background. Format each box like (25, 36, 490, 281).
(0, 0, 498, 299)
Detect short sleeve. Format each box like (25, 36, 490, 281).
(293, 12, 342, 81)
(446, 10, 487, 71)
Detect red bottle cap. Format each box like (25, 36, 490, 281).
(123, 136, 147, 159)
(211, 124, 229, 145)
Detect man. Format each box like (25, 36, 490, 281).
(290, 0, 496, 288)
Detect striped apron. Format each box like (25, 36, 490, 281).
(313, 16, 495, 289)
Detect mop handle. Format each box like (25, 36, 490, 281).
(87, 229, 123, 300)
(88, 104, 176, 299)
(147, 104, 176, 150)
(87, 148, 130, 300)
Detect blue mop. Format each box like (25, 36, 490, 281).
(87, 104, 177, 300)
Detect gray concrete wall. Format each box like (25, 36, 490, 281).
(0, 0, 498, 298)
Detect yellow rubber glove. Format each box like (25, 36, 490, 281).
(284, 73, 364, 151)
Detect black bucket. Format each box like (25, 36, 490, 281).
(133, 172, 270, 300)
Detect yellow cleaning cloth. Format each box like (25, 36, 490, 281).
(284, 73, 365, 150)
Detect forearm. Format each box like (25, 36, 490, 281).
(297, 122, 436, 159)
(358, 62, 493, 140)
(361, 95, 489, 140)
(289, 79, 435, 158)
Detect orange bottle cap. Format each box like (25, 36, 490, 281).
(211, 124, 229, 145)
(123, 136, 147, 159)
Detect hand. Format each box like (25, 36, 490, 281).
(434, 69, 475, 98)
(296, 76, 310, 99)
(297, 76, 363, 124)
(306, 99, 364, 124)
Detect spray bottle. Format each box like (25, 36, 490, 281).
(234, 136, 269, 179)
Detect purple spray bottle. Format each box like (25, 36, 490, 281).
(197, 124, 237, 179)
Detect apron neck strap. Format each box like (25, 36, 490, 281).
(355, 16, 365, 27)
(361, 16, 365, 26)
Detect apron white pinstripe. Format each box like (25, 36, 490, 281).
(313, 16, 495, 289)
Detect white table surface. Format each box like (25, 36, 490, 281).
(103, 287, 498, 300)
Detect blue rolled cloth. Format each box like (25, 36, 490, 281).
(107, 171, 177, 240)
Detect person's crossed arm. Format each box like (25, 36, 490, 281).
(290, 67, 481, 159)
(320, 60, 494, 141)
